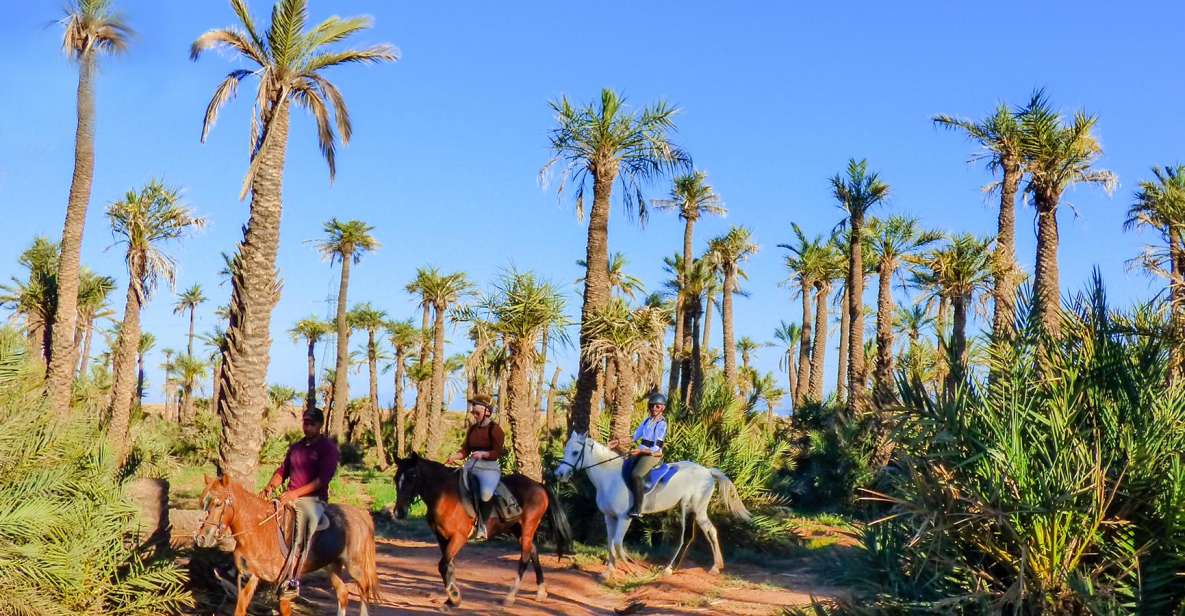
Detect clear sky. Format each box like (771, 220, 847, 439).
(1, 1, 1182, 410)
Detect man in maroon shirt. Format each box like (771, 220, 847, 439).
(261, 407, 340, 598)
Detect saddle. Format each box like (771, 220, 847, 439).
(274, 501, 331, 563)
(457, 473, 523, 523)
(622, 458, 681, 495)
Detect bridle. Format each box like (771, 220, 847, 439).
(555, 435, 624, 477)
(195, 492, 282, 542)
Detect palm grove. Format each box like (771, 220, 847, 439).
(6, 0, 1185, 613)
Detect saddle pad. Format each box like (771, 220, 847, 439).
(622, 459, 681, 494)
(458, 474, 523, 523)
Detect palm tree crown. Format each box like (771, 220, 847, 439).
(314, 218, 380, 265)
(653, 171, 727, 223)
(107, 181, 206, 297)
(61, 0, 132, 60)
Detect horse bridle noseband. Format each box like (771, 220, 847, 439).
(555, 436, 624, 477)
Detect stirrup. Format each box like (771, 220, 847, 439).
(280, 579, 300, 600)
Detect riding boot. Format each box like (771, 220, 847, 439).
(629, 474, 646, 518)
(469, 475, 489, 541)
(475, 497, 494, 541)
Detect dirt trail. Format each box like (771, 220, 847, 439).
(293, 536, 841, 615)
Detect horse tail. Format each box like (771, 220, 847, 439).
(357, 513, 384, 604)
(542, 482, 573, 558)
(709, 469, 752, 522)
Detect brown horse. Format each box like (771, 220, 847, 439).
(393, 454, 572, 607)
(194, 475, 381, 616)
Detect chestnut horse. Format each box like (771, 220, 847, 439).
(194, 475, 381, 616)
(393, 454, 572, 607)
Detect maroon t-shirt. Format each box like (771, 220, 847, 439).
(280, 436, 340, 501)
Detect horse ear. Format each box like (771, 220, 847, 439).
(203, 474, 213, 486)
(220, 474, 231, 487)
(409, 451, 420, 462)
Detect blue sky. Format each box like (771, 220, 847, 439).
(1, 1, 1182, 409)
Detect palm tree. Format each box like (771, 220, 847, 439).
(917, 235, 992, 394)
(1020, 93, 1116, 338)
(348, 303, 388, 467)
(578, 253, 645, 299)
(104, 181, 204, 464)
(76, 269, 116, 380)
(654, 171, 727, 396)
(0, 238, 61, 364)
(779, 224, 830, 404)
(313, 218, 379, 440)
(832, 159, 890, 414)
(894, 304, 933, 356)
(1126, 165, 1185, 378)
(679, 258, 715, 405)
(708, 226, 758, 391)
(385, 319, 419, 458)
(45, 0, 133, 416)
(173, 284, 206, 357)
(772, 321, 801, 404)
(201, 326, 228, 414)
(934, 103, 1025, 344)
(174, 354, 208, 424)
(808, 243, 844, 402)
(192, 0, 396, 483)
(460, 271, 568, 480)
(289, 316, 332, 413)
(585, 299, 664, 445)
(867, 216, 941, 406)
(159, 347, 176, 419)
(136, 331, 155, 405)
(540, 88, 689, 434)
(405, 267, 436, 453)
(420, 270, 472, 456)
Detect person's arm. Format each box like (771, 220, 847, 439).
(486, 424, 506, 460)
(447, 429, 471, 464)
(632, 420, 652, 455)
(283, 441, 340, 503)
(260, 451, 292, 496)
(650, 419, 668, 457)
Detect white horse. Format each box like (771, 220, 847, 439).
(553, 431, 751, 579)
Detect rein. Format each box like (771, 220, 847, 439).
(556, 438, 625, 476)
(197, 493, 284, 541)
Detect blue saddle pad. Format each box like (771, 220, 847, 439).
(622, 458, 680, 494)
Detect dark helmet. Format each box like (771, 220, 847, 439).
(302, 407, 325, 426)
(647, 392, 668, 407)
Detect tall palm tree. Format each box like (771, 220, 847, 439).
(808, 243, 844, 402)
(867, 216, 941, 406)
(832, 159, 890, 414)
(654, 171, 726, 397)
(460, 271, 568, 480)
(45, 0, 133, 416)
(385, 319, 419, 458)
(136, 332, 155, 405)
(348, 303, 388, 467)
(934, 103, 1025, 343)
(585, 299, 664, 445)
(201, 326, 228, 414)
(541, 88, 689, 433)
(1126, 165, 1185, 378)
(1019, 93, 1116, 338)
(76, 269, 116, 380)
(707, 226, 758, 391)
(160, 347, 177, 419)
(173, 283, 207, 357)
(1, 238, 61, 364)
(420, 270, 471, 456)
(288, 316, 331, 413)
(779, 224, 827, 405)
(894, 304, 933, 356)
(679, 258, 715, 406)
(192, 0, 396, 483)
(772, 321, 801, 404)
(313, 218, 379, 440)
(174, 354, 208, 424)
(405, 267, 437, 453)
(104, 181, 204, 464)
(916, 235, 992, 394)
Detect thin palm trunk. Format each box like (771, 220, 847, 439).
(935, 296, 949, 390)
(305, 338, 317, 412)
(411, 304, 431, 453)
(107, 279, 143, 466)
(1033, 198, 1061, 338)
(570, 172, 616, 433)
(795, 282, 813, 408)
(545, 365, 561, 435)
(137, 351, 146, 404)
(393, 347, 407, 458)
(1173, 237, 1185, 383)
(678, 302, 695, 404)
(846, 213, 867, 414)
(786, 349, 797, 403)
(187, 307, 196, 357)
(689, 298, 705, 407)
(990, 163, 1022, 343)
(330, 255, 353, 440)
(610, 355, 635, 445)
(809, 282, 830, 401)
(873, 261, 897, 407)
(217, 103, 290, 484)
(946, 296, 969, 396)
(367, 329, 387, 468)
(837, 287, 850, 403)
(425, 302, 448, 456)
(210, 357, 222, 417)
(702, 290, 715, 354)
(721, 273, 736, 390)
(667, 294, 684, 400)
(532, 328, 549, 411)
(506, 339, 541, 480)
(47, 53, 97, 415)
(78, 318, 94, 380)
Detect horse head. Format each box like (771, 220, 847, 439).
(194, 474, 238, 548)
(392, 453, 423, 519)
(554, 431, 592, 481)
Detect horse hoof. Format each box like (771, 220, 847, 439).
(662, 566, 674, 577)
(536, 584, 548, 602)
(502, 595, 518, 607)
(708, 566, 721, 575)
(599, 570, 613, 583)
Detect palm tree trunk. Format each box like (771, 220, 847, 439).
(946, 296, 969, 396)
(216, 102, 290, 484)
(137, 351, 146, 405)
(1032, 195, 1061, 338)
(786, 350, 797, 404)
(991, 162, 1022, 344)
(107, 278, 143, 466)
(702, 290, 715, 353)
(78, 318, 94, 380)
(46, 52, 98, 416)
(678, 301, 695, 404)
(532, 328, 549, 411)
(330, 255, 353, 440)
(305, 338, 317, 412)
(809, 282, 830, 401)
(187, 307, 196, 357)
(794, 281, 813, 408)
(425, 302, 448, 456)
(610, 355, 635, 445)
(412, 304, 431, 453)
(506, 339, 541, 480)
(873, 261, 897, 407)
(689, 298, 705, 407)
(570, 171, 617, 433)
(846, 213, 867, 414)
(545, 365, 561, 436)
(837, 287, 850, 404)
(667, 293, 684, 400)
(590, 361, 605, 430)
(721, 269, 737, 391)
(367, 329, 387, 468)
(935, 296, 949, 390)
(394, 348, 407, 458)
(210, 357, 222, 417)
(1173, 236, 1185, 383)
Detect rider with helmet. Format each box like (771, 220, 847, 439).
(608, 392, 668, 518)
(446, 393, 505, 540)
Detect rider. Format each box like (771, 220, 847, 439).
(445, 393, 505, 540)
(608, 392, 668, 518)
(260, 407, 340, 598)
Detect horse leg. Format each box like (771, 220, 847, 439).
(675, 522, 699, 570)
(613, 515, 632, 570)
(232, 574, 258, 616)
(600, 514, 618, 581)
(440, 534, 466, 607)
(278, 596, 293, 616)
(532, 546, 547, 602)
(695, 510, 725, 574)
(329, 563, 350, 616)
(664, 501, 691, 576)
(504, 530, 535, 606)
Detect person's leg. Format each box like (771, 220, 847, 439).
(476, 466, 500, 539)
(285, 498, 323, 595)
(629, 455, 660, 516)
(469, 471, 489, 540)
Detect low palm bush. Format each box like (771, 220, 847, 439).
(0, 328, 191, 615)
(846, 277, 1185, 613)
